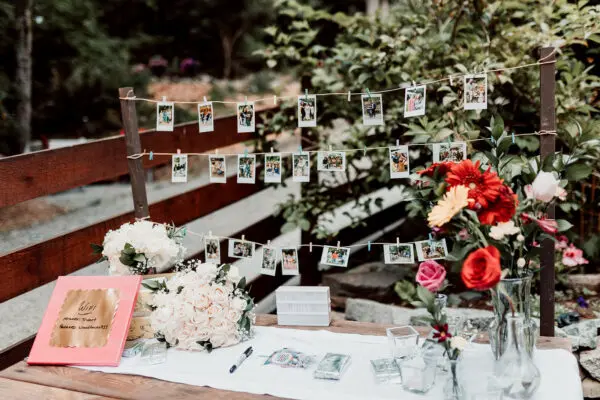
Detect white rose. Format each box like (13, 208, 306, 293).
(191, 310, 209, 326)
(210, 331, 228, 348)
(226, 308, 242, 324)
(450, 336, 468, 351)
(207, 303, 224, 318)
(193, 294, 211, 310)
(489, 221, 520, 241)
(528, 171, 559, 202)
(517, 258, 526, 268)
(231, 297, 247, 312)
(196, 327, 211, 342)
(211, 284, 230, 304)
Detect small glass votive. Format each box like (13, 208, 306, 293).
(140, 340, 167, 365)
(399, 353, 437, 394)
(386, 326, 420, 363)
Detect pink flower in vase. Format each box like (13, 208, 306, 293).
(535, 218, 558, 234)
(416, 260, 447, 292)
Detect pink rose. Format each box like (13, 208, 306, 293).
(416, 260, 447, 292)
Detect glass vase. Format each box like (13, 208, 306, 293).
(494, 315, 540, 399)
(488, 272, 536, 360)
(443, 359, 465, 400)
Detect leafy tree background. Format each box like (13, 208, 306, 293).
(257, 0, 600, 254)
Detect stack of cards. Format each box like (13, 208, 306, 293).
(314, 353, 352, 380)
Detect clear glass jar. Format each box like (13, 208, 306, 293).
(399, 352, 437, 394)
(443, 359, 465, 400)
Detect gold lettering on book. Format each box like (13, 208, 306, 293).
(50, 289, 120, 348)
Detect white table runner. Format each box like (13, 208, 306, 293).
(79, 327, 582, 400)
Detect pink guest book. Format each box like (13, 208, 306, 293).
(28, 275, 142, 366)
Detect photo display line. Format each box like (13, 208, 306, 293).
(141, 219, 443, 249)
(127, 132, 546, 159)
(118, 56, 557, 105)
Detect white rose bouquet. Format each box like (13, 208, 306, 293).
(147, 260, 255, 352)
(92, 220, 186, 275)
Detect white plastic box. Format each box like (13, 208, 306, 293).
(276, 286, 331, 327)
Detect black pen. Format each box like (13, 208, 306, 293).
(229, 346, 253, 373)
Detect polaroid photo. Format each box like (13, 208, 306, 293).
(389, 145, 410, 179)
(415, 239, 448, 261)
(261, 246, 278, 276)
(383, 243, 415, 264)
(361, 94, 384, 126)
(156, 102, 175, 132)
(198, 102, 214, 133)
(463, 74, 488, 110)
(298, 95, 317, 128)
(171, 154, 188, 183)
(208, 155, 227, 184)
(320, 245, 351, 268)
(281, 247, 299, 276)
(292, 153, 310, 183)
(317, 151, 346, 172)
(433, 142, 467, 163)
(204, 236, 221, 264)
(237, 154, 256, 184)
(264, 153, 283, 183)
(228, 239, 255, 259)
(314, 353, 352, 380)
(237, 102, 255, 133)
(404, 85, 426, 117)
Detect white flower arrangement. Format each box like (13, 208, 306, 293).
(147, 260, 255, 352)
(92, 220, 186, 275)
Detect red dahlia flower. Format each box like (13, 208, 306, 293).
(478, 185, 518, 225)
(445, 160, 503, 209)
(418, 161, 455, 178)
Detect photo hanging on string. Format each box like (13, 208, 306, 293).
(383, 243, 415, 264)
(297, 95, 317, 128)
(198, 102, 214, 133)
(261, 246, 278, 276)
(433, 142, 467, 163)
(292, 152, 310, 182)
(228, 239, 255, 259)
(208, 155, 227, 183)
(415, 239, 448, 261)
(463, 74, 488, 110)
(237, 154, 256, 184)
(320, 245, 351, 268)
(171, 154, 188, 183)
(281, 247, 300, 276)
(404, 85, 426, 117)
(156, 102, 175, 132)
(204, 236, 221, 264)
(236, 101, 256, 133)
(389, 145, 410, 179)
(361, 94, 384, 126)
(317, 151, 346, 172)
(264, 153, 283, 183)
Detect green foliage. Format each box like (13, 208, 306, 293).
(394, 279, 418, 304)
(259, 0, 600, 239)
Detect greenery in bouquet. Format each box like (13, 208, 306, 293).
(91, 220, 186, 275)
(147, 260, 255, 352)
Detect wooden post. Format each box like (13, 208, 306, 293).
(539, 47, 556, 337)
(119, 87, 150, 219)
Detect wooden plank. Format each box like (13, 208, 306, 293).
(119, 87, 149, 218)
(0, 316, 571, 399)
(0, 107, 277, 208)
(0, 180, 263, 303)
(539, 46, 557, 337)
(0, 336, 34, 372)
(0, 377, 116, 399)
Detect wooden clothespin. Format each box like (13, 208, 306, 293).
(337, 241, 341, 248)
(309, 242, 313, 253)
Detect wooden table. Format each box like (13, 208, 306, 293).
(0, 314, 572, 400)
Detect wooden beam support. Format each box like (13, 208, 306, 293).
(539, 46, 557, 337)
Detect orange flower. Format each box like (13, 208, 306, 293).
(461, 246, 502, 291)
(445, 160, 503, 210)
(478, 185, 518, 225)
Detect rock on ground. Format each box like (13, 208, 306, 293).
(583, 378, 600, 398)
(566, 274, 600, 293)
(580, 336, 600, 381)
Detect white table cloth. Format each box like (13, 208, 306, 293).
(80, 326, 583, 400)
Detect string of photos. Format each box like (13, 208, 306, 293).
(135, 131, 540, 184)
(150, 218, 448, 277)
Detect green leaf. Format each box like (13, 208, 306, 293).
(123, 243, 136, 255)
(119, 254, 134, 266)
(416, 285, 435, 307)
(237, 277, 247, 290)
(90, 243, 104, 254)
(555, 219, 573, 232)
(133, 254, 146, 262)
(565, 163, 592, 181)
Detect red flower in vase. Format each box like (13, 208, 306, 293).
(477, 185, 518, 225)
(432, 324, 452, 342)
(535, 217, 558, 234)
(445, 160, 503, 210)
